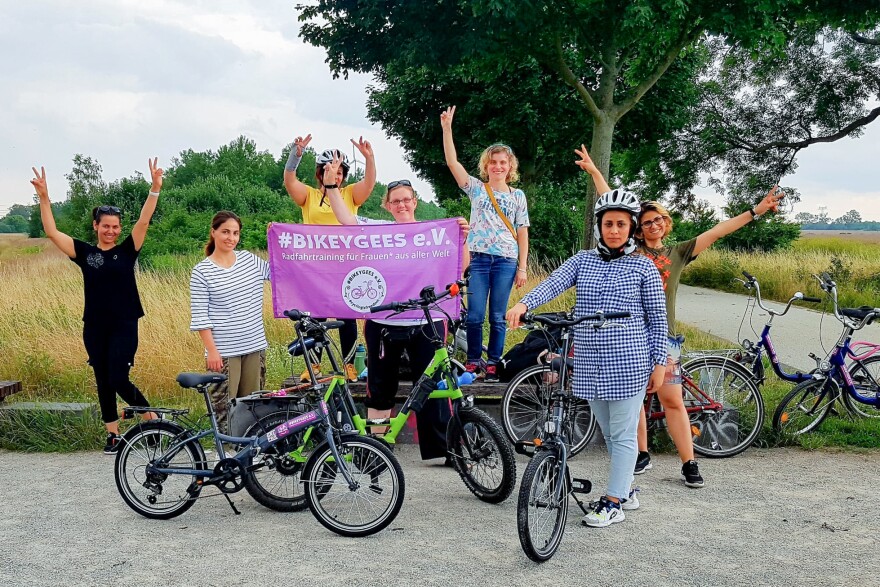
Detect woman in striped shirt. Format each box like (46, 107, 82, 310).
(189, 211, 271, 433)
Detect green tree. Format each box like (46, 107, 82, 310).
(299, 1, 880, 244)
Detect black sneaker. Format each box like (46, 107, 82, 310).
(634, 451, 653, 475)
(103, 433, 122, 455)
(484, 363, 499, 383)
(681, 460, 704, 488)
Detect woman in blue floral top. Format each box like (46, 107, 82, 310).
(441, 105, 529, 382)
(507, 187, 667, 528)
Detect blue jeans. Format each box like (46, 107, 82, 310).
(466, 252, 517, 364)
(589, 391, 645, 500)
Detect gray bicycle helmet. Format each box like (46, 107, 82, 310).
(594, 188, 640, 259)
(316, 149, 350, 175)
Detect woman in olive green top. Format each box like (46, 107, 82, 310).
(575, 143, 782, 487)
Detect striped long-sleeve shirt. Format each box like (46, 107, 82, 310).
(519, 249, 667, 401)
(189, 250, 271, 358)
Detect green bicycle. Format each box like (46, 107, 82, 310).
(243, 278, 517, 512)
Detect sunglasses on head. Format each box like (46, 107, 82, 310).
(387, 179, 412, 191)
(94, 205, 121, 220)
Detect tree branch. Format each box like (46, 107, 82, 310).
(743, 105, 880, 153)
(614, 25, 705, 120)
(548, 33, 603, 121)
(852, 32, 880, 46)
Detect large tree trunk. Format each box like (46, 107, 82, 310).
(582, 114, 615, 248)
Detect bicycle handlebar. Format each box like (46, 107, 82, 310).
(811, 274, 879, 331)
(283, 309, 309, 320)
(521, 310, 631, 328)
(736, 271, 818, 317)
(369, 278, 465, 315)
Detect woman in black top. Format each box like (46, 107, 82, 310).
(31, 159, 162, 454)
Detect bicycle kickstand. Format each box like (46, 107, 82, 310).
(224, 494, 241, 515)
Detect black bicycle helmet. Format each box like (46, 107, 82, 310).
(594, 188, 640, 260)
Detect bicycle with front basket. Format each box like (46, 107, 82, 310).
(114, 372, 404, 537)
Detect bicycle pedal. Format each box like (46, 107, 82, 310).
(514, 441, 536, 456)
(570, 477, 592, 494)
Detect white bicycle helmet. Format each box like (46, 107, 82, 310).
(593, 188, 640, 259)
(316, 149, 350, 174)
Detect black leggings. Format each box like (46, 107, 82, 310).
(364, 319, 451, 460)
(83, 319, 150, 423)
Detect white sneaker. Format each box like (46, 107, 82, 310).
(582, 497, 625, 528)
(589, 487, 639, 512)
(620, 487, 640, 511)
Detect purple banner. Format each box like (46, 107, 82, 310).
(268, 219, 463, 320)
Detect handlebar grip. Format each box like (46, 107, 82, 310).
(322, 320, 346, 330)
(801, 297, 822, 303)
(602, 311, 631, 319)
(742, 270, 755, 281)
(370, 302, 398, 313)
(283, 309, 306, 320)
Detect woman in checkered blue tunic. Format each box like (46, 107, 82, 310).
(507, 186, 667, 528)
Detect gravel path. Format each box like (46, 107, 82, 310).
(2, 445, 878, 587)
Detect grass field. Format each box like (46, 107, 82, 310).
(1, 232, 878, 451)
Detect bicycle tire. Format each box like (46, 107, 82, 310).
(517, 449, 569, 562)
(303, 434, 404, 537)
(447, 406, 517, 504)
(680, 356, 765, 458)
(501, 364, 597, 456)
(843, 355, 880, 419)
(242, 410, 311, 512)
(114, 420, 207, 520)
(772, 378, 838, 435)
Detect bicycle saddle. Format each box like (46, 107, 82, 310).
(176, 372, 228, 389)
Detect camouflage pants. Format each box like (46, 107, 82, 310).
(210, 350, 266, 434)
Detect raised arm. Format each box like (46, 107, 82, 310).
(692, 186, 783, 255)
(323, 154, 358, 225)
(440, 106, 470, 188)
(574, 144, 611, 195)
(283, 134, 312, 207)
(31, 166, 75, 258)
(349, 137, 376, 205)
(131, 157, 162, 250)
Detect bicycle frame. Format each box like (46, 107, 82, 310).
(284, 287, 481, 454)
(644, 372, 724, 423)
(735, 272, 822, 385)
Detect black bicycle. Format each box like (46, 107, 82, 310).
(514, 310, 629, 562)
(114, 373, 404, 537)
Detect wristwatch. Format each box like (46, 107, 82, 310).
(749, 207, 761, 221)
(323, 183, 339, 189)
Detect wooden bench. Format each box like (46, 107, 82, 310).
(0, 381, 22, 402)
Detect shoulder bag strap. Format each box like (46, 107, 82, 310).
(484, 183, 518, 241)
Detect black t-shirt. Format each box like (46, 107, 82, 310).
(71, 235, 145, 323)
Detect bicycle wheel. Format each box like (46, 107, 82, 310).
(843, 356, 880, 418)
(114, 420, 207, 520)
(243, 410, 312, 512)
(773, 378, 838, 435)
(681, 356, 764, 458)
(502, 364, 597, 456)
(303, 434, 404, 537)
(447, 406, 516, 504)
(517, 450, 569, 562)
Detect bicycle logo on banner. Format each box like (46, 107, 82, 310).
(342, 267, 387, 312)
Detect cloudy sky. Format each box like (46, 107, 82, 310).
(1, 0, 878, 221)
